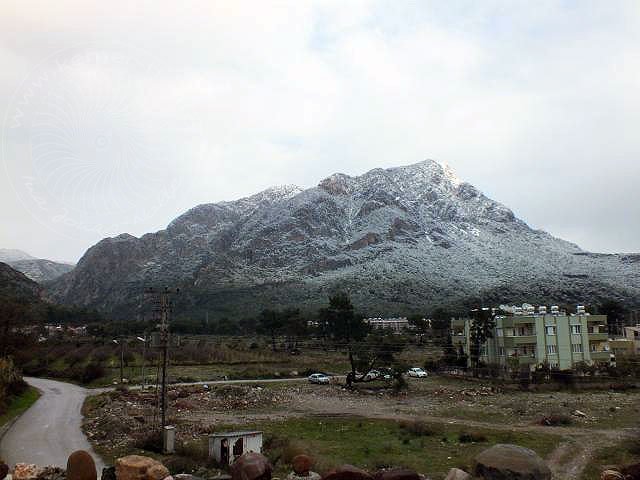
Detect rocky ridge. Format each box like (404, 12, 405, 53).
(47, 160, 640, 318)
(0, 249, 74, 283)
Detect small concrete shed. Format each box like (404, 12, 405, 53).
(208, 431, 263, 465)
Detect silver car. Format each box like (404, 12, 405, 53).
(308, 373, 330, 384)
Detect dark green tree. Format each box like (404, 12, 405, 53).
(442, 334, 457, 367)
(430, 307, 452, 337)
(598, 299, 628, 336)
(257, 309, 284, 351)
(408, 314, 429, 344)
(319, 291, 369, 380)
(469, 307, 496, 375)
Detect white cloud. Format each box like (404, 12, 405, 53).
(1, 0, 639, 261)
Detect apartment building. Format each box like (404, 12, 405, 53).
(451, 305, 610, 370)
(622, 326, 640, 354)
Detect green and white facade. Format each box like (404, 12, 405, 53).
(451, 308, 610, 370)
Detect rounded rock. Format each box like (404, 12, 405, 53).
(473, 444, 551, 480)
(293, 455, 313, 476)
(230, 452, 273, 480)
(373, 469, 420, 480)
(322, 465, 372, 480)
(67, 451, 97, 480)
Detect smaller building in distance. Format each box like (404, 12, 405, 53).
(451, 304, 610, 370)
(209, 431, 263, 465)
(364, 317, 410, 333)
(622, 325, 640, 355)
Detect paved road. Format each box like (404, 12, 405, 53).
(0, 377, 105, 470)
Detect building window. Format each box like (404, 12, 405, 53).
(571, 325, 582, 334)
(504, 328, 514, 337)
(480, 345, 487, 356)
(545, 326, 556, 335)
(546, 345, 557, 354)
(498, 347, 505, 356)
(496, 328, 503, 337)
(572, 343, 583, 353)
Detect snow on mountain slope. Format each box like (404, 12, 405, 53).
(0, 249, 75, 283)
(47, 160, 640, 317)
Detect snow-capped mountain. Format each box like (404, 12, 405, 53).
(0, 249, 75, 283)
(48, 160, 640, 318)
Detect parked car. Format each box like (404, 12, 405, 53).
(308, 373, 330, 384)
(363, 369, 380, 381)
(407, 367, 428, 378)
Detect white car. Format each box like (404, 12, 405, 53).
(363, 370, 380, 381)
(308, 373, 330, 384)
(407, 367, 428, 378)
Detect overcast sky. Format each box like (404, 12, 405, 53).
(1, 0, 639, 263)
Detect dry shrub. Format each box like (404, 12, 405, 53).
(398, 419, 440, 437)
(458, 432, 488, 443)
(538, 414, 572, 426)
(176, 439, 209, 460)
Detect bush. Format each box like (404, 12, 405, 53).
(399, 420, 440, 437)
(538, 414, 572, 426)
(458, 432, 488, 443)
(132, 429, 163, 453)
(80, 363, 105, 384)
(176, 439, 208, 460)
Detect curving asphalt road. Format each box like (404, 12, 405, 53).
(0, 377, 105, 471)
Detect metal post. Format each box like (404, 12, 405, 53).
(120, 339, 124, 384)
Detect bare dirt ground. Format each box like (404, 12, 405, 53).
(83, 378, 640, 479)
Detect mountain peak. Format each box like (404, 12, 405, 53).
(0, 248, 35, 262)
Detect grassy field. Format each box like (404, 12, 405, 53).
(175, 416, 562, 480)
(0, 387, 40, 429)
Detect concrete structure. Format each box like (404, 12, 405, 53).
(364, 317, 409, 333)
(622, 326, 640, 354)
(451, 305, 610, 370)
(163, 425, 176, 454)
(209, 431, 263, 465)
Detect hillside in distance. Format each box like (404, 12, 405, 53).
(48, 160, 640, 319)
(0, 249, 74, 283)
(0, 262, 42, 301)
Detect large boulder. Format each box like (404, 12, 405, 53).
(322, 465, 372, 480)
(67, 451, 97, 480)
(115, 456, 168, 480)
(230, 453, 272, 480)
(473, 444, 551, 480)
(444, 469, 471, 480)
(373, 469, 420, 480)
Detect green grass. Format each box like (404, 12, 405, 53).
(201, 416, 562, 480)
(0, 387, 40, 428)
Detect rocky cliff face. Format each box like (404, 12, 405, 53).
(48, 160, 640, 318)
(0, 262, 42, 301)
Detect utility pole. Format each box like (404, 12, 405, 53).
(146, 287, 179, 429)
(113, 338, 124, 383)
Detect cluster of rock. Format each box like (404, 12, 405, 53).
(17, 442, 640, 480)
